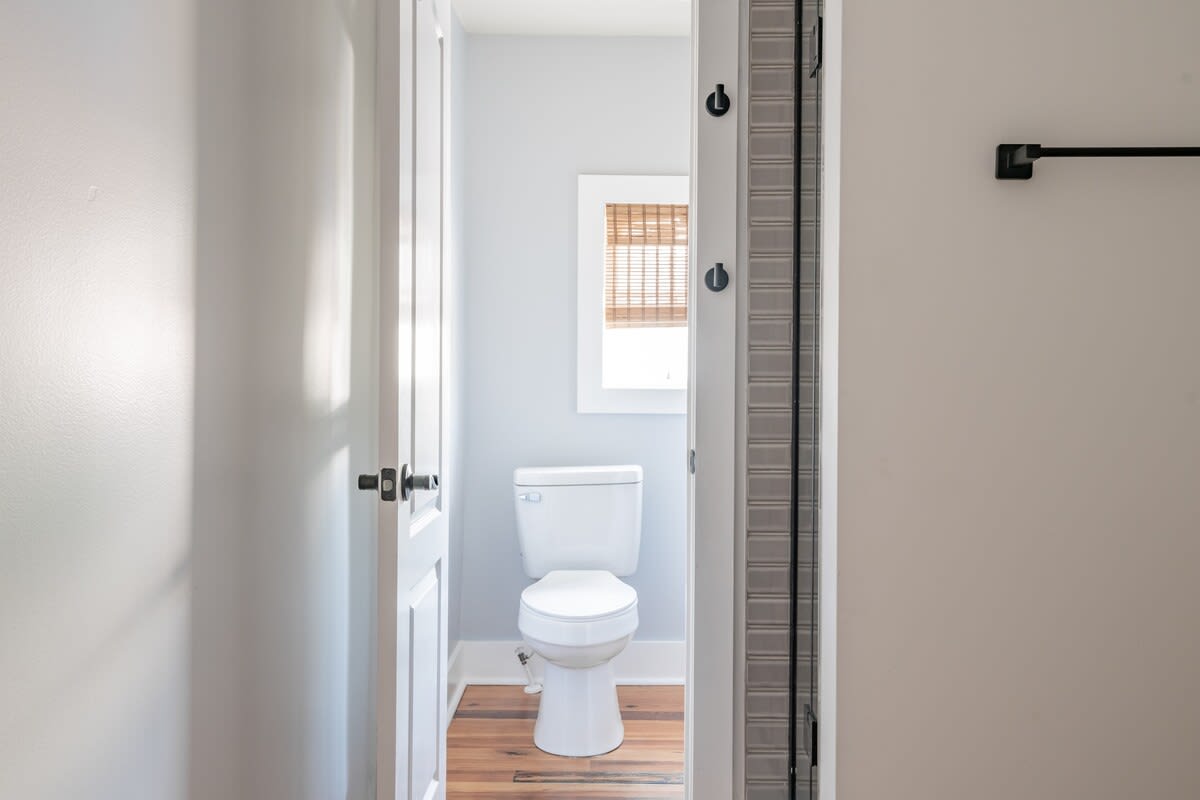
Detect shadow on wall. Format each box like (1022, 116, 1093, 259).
(188, 0, 379, 797)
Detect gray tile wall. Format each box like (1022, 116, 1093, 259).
(744, 0, 819, 797)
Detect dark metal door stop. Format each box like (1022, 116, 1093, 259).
(704, 262, 729, 292)
(705, 84, 730, 117)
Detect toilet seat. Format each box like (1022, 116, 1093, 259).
(521, 570, 637, 619)
(519, 570, 638, 647)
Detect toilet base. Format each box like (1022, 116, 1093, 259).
(533, 661, 624, 757)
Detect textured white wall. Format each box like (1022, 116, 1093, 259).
(0, 2, 195, 797)
(835, 1, 1200, 797)
(458, 36, 690, 641)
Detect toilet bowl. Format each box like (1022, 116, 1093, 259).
(518, 570, 638, 757)
(513, 465, 643, 757)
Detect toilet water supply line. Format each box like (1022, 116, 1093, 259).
(515, 647, 543, 694)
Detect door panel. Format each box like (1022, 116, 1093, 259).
(408, 569, 442, 800)
(412, 0, 445, 521)
(374, 0, 449, 796)
(403, 0, 449, 793)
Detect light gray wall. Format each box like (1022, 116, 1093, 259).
(1, 1, 379, 797)
(231, 0, 379, 796)
(0, 3, 196, 797)
(459, 36, 690, 642)
(836, 1, 1200, 797)
(190, 2, 251, 795)
(447, 10, 469, 655)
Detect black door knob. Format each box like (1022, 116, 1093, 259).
(410, 473, 439, 492)
(400, 464, 439, 500)
(357, 468, 398, 501)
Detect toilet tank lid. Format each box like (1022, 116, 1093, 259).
(514, 465, 643, 487)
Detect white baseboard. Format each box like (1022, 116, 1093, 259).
(447, 641, 468, 719)
(446, 639, 684, 716)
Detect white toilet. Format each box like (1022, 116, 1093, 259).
(513, 464, 643, 757)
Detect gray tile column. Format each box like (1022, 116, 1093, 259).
(744, 1, 820, 797)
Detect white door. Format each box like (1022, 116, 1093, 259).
(370, 0, 449, 797)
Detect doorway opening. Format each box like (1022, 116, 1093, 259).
(369, 0, 752, 796)
(442, 3, 694, 797)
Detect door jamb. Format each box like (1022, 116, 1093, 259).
(817, 1, 841, 796)
(374, 0, 406, 796)
(686, 0, 741, 796)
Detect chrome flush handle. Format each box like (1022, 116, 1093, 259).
(518, 492, 542, 503)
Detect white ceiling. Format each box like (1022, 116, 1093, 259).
(453, 0, 690, 37)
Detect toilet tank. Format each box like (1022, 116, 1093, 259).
(513, 465, 643, 578)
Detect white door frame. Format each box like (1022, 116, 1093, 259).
(686, 0, 740, 796)
(818, 1, 841, 796)
(374, 0, 408, 793)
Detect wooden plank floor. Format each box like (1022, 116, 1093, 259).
(447, 685, 685, 799)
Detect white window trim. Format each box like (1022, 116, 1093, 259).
(576, 173, 690, 414)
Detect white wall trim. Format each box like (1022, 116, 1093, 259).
(447, 641, 468, 720)
(688, 0, 739, 796)
(818, 0, 842, 797)
(448, 641, 685, 699)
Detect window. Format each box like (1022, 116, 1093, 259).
(577, 175, 689, 414)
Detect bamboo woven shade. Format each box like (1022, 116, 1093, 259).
(604, 203, 689, 329)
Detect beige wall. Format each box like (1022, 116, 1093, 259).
(835, 1, 1200, 797)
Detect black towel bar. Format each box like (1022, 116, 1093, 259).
(996, 143, 1200, 180)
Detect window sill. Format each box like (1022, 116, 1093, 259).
(576, 385, 686, 415)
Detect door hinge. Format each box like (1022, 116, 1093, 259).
(804, 703, 819, 767)
(688, 449, 696, 475)
(808, 16, 824, 78)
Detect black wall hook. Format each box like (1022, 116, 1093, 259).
(704, 262, 729, 292)
(705, 83, 730, 117)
